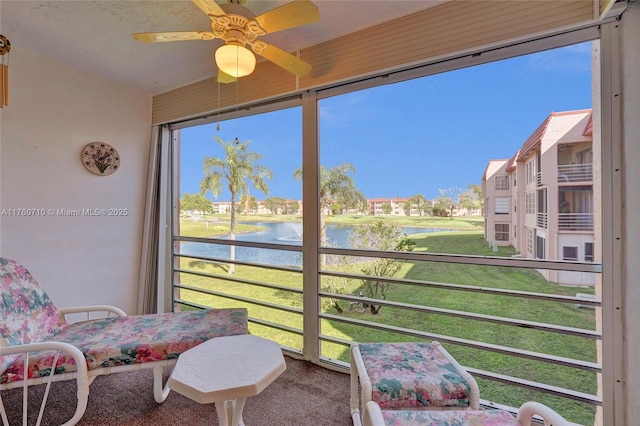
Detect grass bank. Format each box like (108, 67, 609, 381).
(176, 219, 596, 424)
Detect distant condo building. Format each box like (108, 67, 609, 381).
(482, 109, 596, 286)
(206, 197, 482, 217)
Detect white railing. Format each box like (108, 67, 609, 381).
(559, 212, 594, 231)
(558, 164, 593, 183)
(171, 236, 601, 425)
(537, 212, 548, 228)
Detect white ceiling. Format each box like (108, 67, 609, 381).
(1, 0, 442, 95)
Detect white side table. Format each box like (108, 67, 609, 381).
(168, 334, 286, 426)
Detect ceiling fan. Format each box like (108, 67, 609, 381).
(133, 0, 319, 83)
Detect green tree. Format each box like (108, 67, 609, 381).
(402, 199, 412, 216)
(459, 183, 484, 215)
(284, 200, 299, 215)
(180, 193, 213, 215)
(237, 194, 257, 215)
(381, 202, 392, 215)
(263, 196, 286, 215)
(294, 163, 365, 247)
(434, 187, 464, 219)
(408, 194, 430, 216)
(200, 137, 272, 273)
(350, 221, 415, 314)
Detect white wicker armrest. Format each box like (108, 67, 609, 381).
(362, 401, 385, 426)
(59, 305, 127, 322)
(432, 341, 480, 410)
(517, 401, 571, 426)
(0, 341, 90, 426)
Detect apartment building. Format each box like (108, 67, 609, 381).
(483, 110, 595, 286)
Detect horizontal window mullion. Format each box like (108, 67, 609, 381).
(319, 333, 353, 347)
(320, 313, 600, 372)
(175, 253, 302, 273)
(175, 235, 303, 253)
(319, 270, 601, 307)
(468, 367, 602, 406)
(175, 284, 303, 315)
(319, 247, 602, 273)
(248, 317, 303, 336)
(176, 268, 302, 294)
(319, 292, 600, 339)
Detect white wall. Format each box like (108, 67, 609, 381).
(0, 46, 152, 314)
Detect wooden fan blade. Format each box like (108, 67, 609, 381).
(256, 43, 312, 77)
(133, 31, 215, 43)
(254, 0, 319, 34)
(191, 0, 226, 17)
(218, 70, 237, 84)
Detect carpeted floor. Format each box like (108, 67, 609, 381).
(1, 355, 353, 425)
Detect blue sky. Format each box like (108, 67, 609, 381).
(180, 42, 593, 202)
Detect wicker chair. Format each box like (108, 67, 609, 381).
(0, 257, 248, 426)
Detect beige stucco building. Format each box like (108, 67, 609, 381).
(483, 110, 595, 285)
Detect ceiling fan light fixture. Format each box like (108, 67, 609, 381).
(215, 44, 256, 78)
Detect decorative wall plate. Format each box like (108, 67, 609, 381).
(81, 142, 120, 176)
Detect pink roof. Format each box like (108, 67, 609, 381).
(506, 151, 519, 173)
(516, 109, 592, 162)
(583, 112, 593, 136)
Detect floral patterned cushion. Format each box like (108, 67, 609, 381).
(1, 308, 248, 383)
(0, 258, 66, 374)
(359, 342, 471, 409)
(381, 408, 520, 426)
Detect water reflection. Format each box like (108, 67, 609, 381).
(180, 221, 449, 267)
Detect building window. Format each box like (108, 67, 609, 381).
(527, 229, 534, 254)
(536, 235, 545, 259)
(525, 192, 535, 214)
(563, 246, 579, 261)
(495, 175, 510, 190)
(526, 158, 537, 183)
(585, 242, 594, 262)
(495, 224, 509, 241)
(495, 197, 510, 214)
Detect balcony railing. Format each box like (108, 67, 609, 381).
(171, 235, 602, 425)
(558, 164, 593, 183)
(537, 212, 548, 228)
(559, 212, 594, 231)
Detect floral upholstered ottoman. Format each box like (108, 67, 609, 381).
(350, 341, 480, 426)
(378, 408, 520, 426)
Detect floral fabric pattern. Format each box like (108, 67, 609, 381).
(359, 342, 471, 409)
(0, 256, 249, 384)
(381, 408, 520, 426)
(1, 308, 248, 383)
(0, 258, 66, 374)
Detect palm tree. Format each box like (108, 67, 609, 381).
(200, 137, 272, 273)
(293, 163, 364, 248)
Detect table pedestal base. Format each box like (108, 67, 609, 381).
(215, 397, 246, 426)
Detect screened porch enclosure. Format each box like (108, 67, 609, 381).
(162, 29, 609, 425)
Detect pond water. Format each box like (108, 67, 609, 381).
(179, 221, 450, 267)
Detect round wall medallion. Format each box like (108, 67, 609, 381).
(81, 142, 120, 176)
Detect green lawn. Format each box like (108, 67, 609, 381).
(176, 217, 597, 424)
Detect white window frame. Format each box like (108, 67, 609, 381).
(563, 246, 579, 261)
(495, 197, 510, 214)
(495, 224, 510, 241)
(495, 175, 510, 191)
(525, 192, 535, 214)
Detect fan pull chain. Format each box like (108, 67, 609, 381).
(216, 80, 221, 131)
